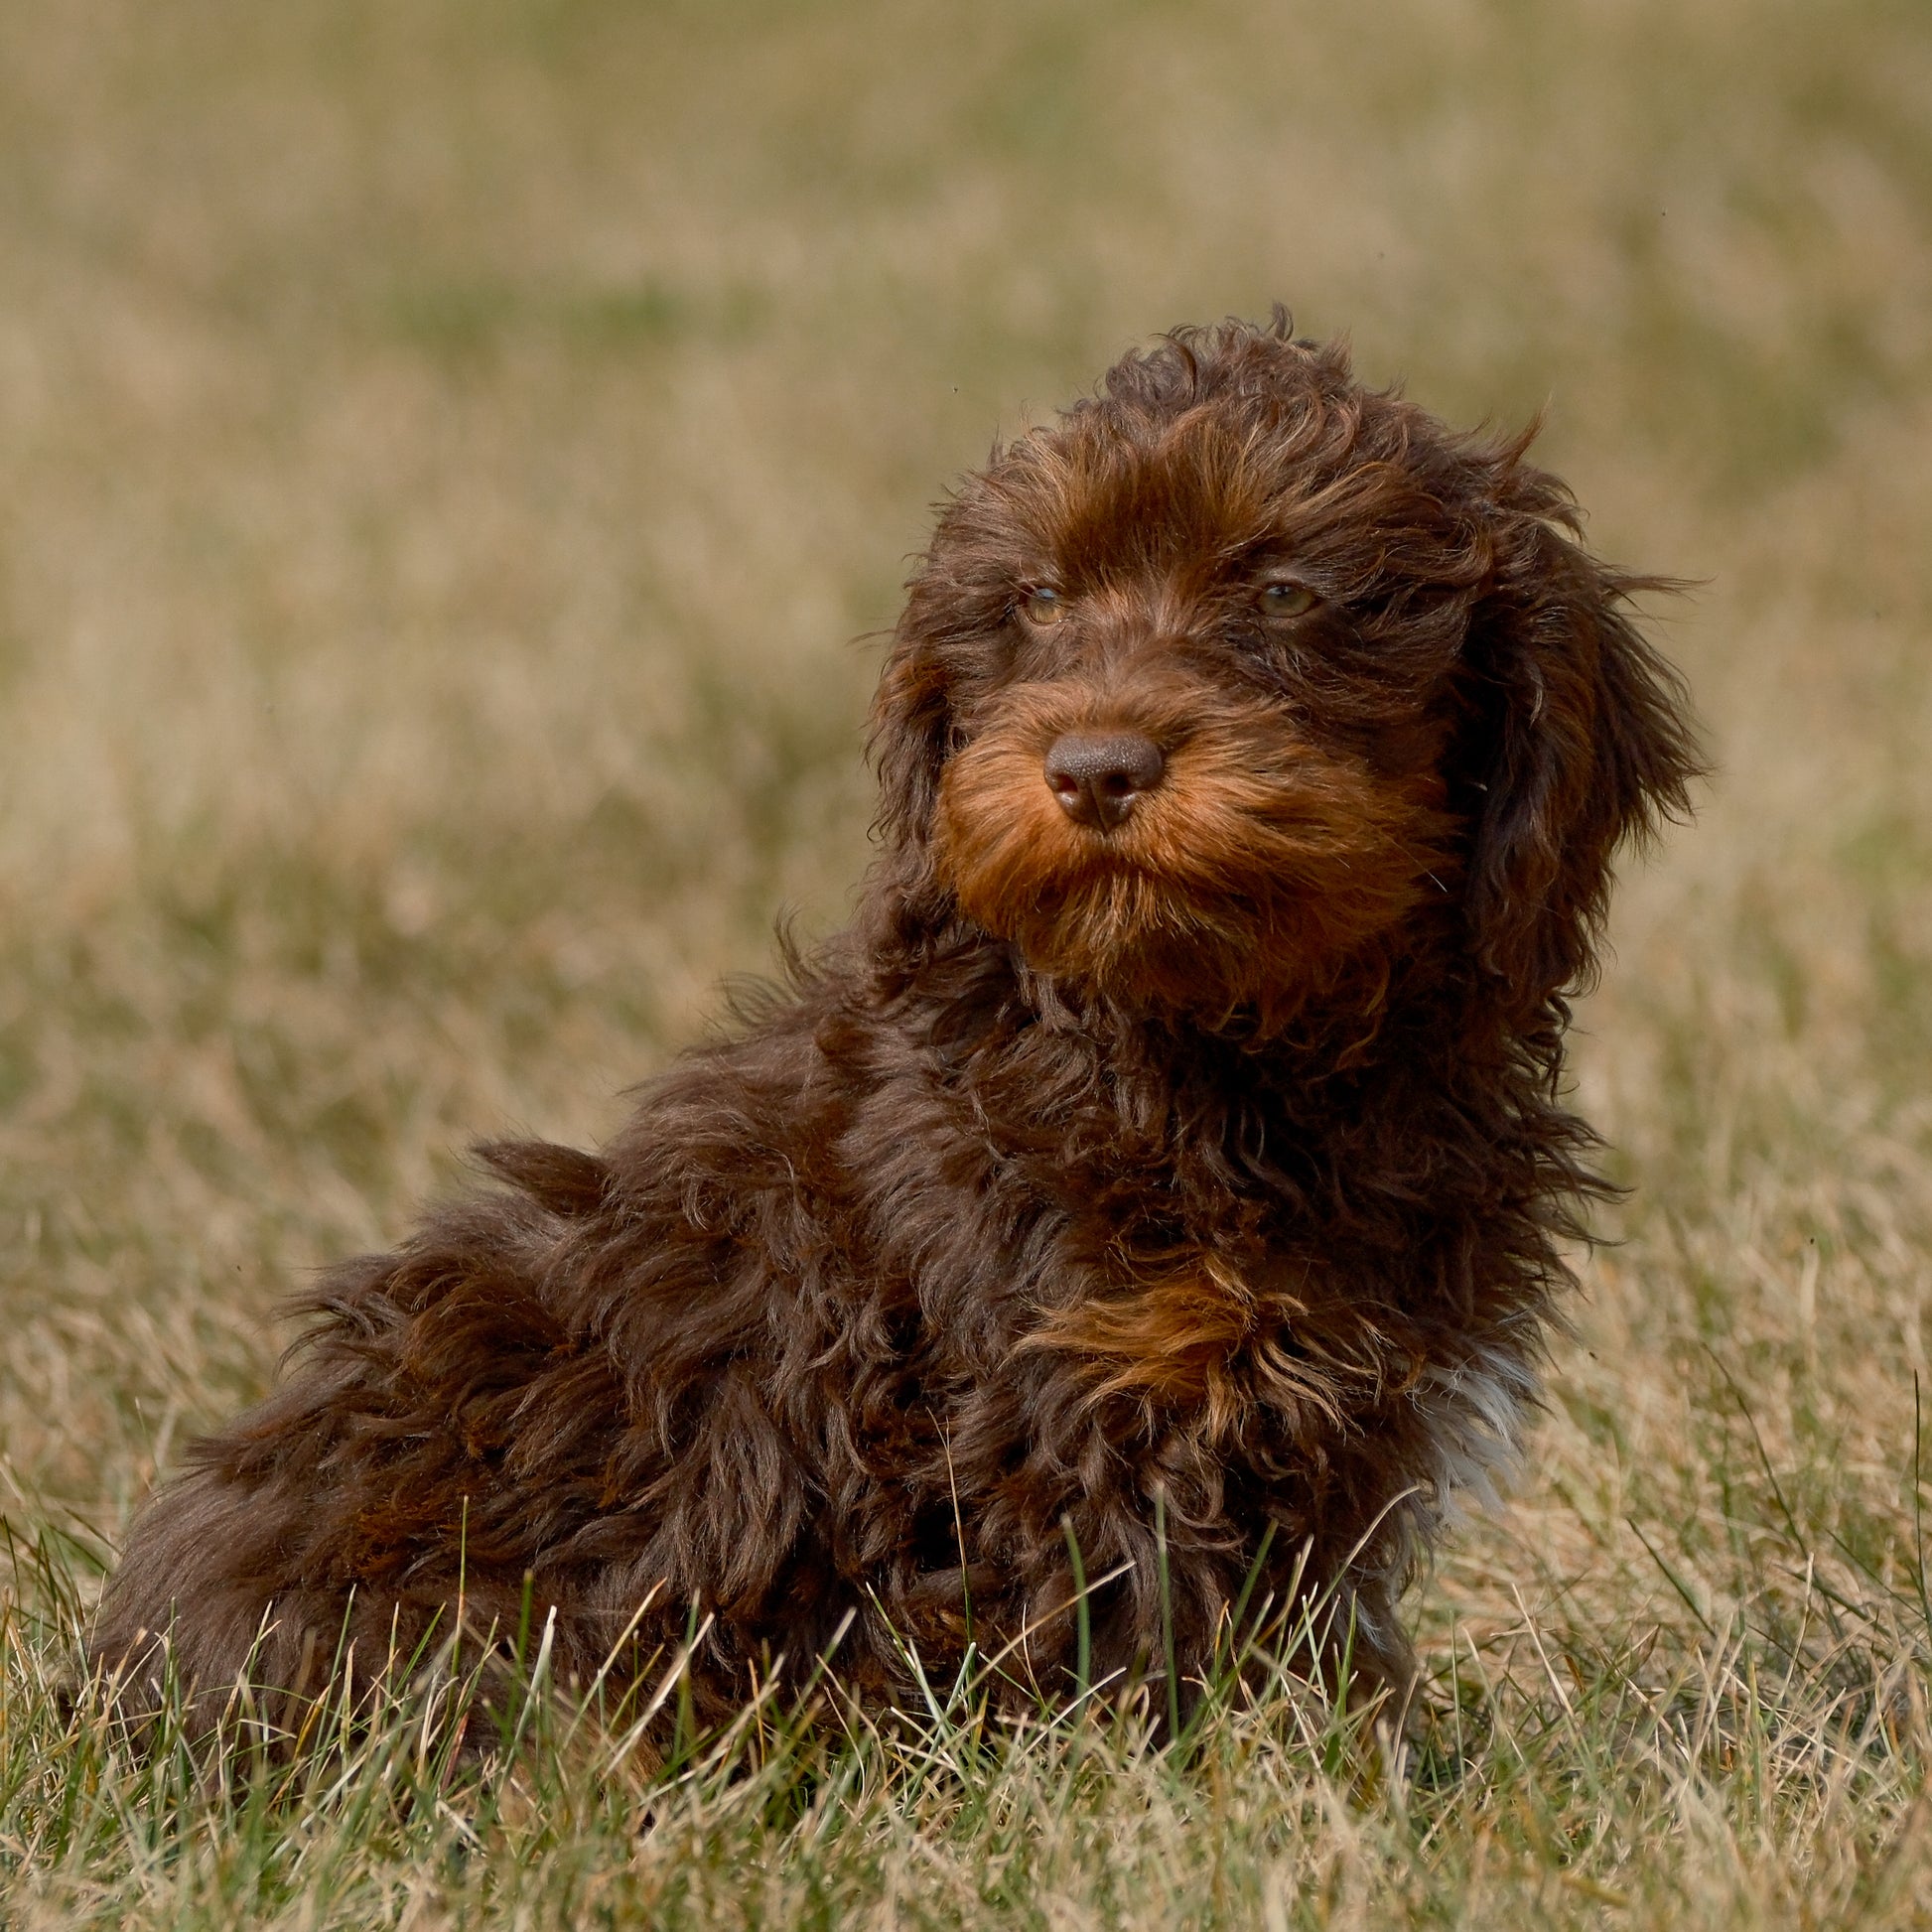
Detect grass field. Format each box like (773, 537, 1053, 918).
(3, 0, 1931, 1923)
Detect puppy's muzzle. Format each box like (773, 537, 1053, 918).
(1043, 732, 1166, 831)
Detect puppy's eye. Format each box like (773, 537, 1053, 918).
(1258, 580, 1319, 620)
(1020, 586, 1068, 625)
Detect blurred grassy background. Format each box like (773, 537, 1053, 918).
(2, 0, 1931, 1923)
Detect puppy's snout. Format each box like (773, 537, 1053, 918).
(1043, 732, 1166, 830)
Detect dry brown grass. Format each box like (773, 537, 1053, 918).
(3, 0, 1931, 1924)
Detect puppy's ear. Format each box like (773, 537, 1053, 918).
(868, 594, 952, 853)
(1462, 503, 1702, 1018)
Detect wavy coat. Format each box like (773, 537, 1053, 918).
(91, 318, 1701, 1737)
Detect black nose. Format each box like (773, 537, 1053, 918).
(1043, 732, 1167, 830)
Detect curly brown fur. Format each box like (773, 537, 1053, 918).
(90, 316, 1701, 1744)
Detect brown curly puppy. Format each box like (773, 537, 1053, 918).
(92, 316, 1699, 1739)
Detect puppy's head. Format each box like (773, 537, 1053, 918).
(874, 318, 1699, 1030)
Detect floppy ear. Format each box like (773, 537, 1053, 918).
(867, 594, 953, 855)
(861, 590, 974, 961)
(868, 475, 1014, 858)
(1462, 512, 1702, 1019)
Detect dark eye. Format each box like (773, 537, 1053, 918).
(1020, 586, 1068, 625)
(1257, 580, 1319, 620)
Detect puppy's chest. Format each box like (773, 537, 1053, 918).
(1004, 1114, 1427, 1427)
(872, 1046, 1407, 1411)
(1019, 1226, 1339, 1418)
